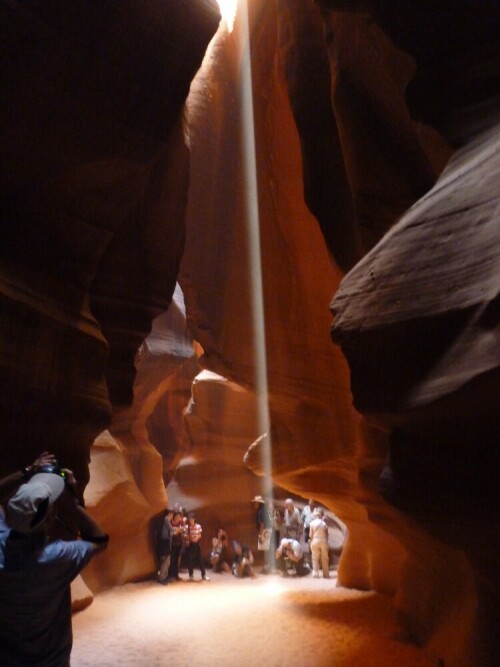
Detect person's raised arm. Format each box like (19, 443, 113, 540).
(0, 452, 57, 500)
(57, 470, 109, 549)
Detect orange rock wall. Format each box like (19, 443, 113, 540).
(2, 1, 498, 665)
(0, 0, 221, 592)
(177, 2, 498, 665)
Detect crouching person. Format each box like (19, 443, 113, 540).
(231, 541, 255, 578)
(0, 452, 109, 666)
(276, 537, 310, 577)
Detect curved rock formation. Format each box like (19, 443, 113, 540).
(0, 0, 221, 597)
(181, 0, 404, 599)
(0, 1, 220, 480)
(315, 1, 500, 664)
(2, 0, 498, 664)
(179, 2, 499, 665)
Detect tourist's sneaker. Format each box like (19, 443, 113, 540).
(313, 572, 319, 578)
(189, 575, 194, 581)
(202, 575, 210, 581)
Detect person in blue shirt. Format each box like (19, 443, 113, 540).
(0, 451, 108, 666)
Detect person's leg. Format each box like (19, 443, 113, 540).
(311, 542, 320, 577)
(158, 554, 171, 583)
(294, 556, 310, 577)
(320, 542, 329, 578)
(168, 544, 180, 579)
(262, 530, 276, 573)
(196, 543, 208, 579)
(175, 543, 182, 577)
(261, 550, 270, 575)
(186, 544, 194, 578)
(197, 544, 204, 576)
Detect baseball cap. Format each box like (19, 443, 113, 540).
(7, 472, 66, 534)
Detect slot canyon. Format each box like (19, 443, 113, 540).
(1, 1, 498, 666)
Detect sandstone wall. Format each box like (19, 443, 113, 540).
(180, 0, 408, 598)
(2, 1, 498, 665)
(317, 1, 500, 664)
(178, 2, 498, 665)
(0, 0, 221, 590)
(0, 0, 220, 476)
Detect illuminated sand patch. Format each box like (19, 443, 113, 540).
(72, 574, 439, 666)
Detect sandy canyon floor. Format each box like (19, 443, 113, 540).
(72, 572, 441, 667)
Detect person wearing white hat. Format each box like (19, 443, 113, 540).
(0, 451, 109, 666)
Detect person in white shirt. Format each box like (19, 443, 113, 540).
(283, 498, 303, 541)
(301, 499, 315, 543)
(275, 537, 310, 577)
(309, 508, 329, 578)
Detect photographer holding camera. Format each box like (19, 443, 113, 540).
(275, 537, 310, 577)
(0, 451, 109, 666)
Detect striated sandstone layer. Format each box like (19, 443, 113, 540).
(166, 369, 269, 550)
(178, 2, 498, 666)
(0, 0, 220, 482)
(181, 0, 407, 606)
(316, 1, 500, 664)
(82, 286, 202, 590)
(1, 1, 497, 664)
(0, 0, 221, 593)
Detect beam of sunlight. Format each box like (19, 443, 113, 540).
(216, 0, 237, 32)
(236, 0, 273, 500)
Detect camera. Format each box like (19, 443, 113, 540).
(38, 462, 68, 482)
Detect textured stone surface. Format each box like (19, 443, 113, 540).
(82, 286, 202, 589)
(180, 2, 498, 665)
(166, 370, 270, 550)
(277, 1, 444, 266)
(180, 0, 404, 599)
(332, 123, 500, 414)
(315, 1, 500, 664)
(1, 1, 498, 664)
(0, 0, 220, 478)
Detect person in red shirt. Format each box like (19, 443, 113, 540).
(185, 512, 209, 581)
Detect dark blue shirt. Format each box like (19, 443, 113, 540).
(0, 509, 96, 666)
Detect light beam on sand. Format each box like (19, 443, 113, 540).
(236, 1, 274, 501)
(261, 580, 285, 597)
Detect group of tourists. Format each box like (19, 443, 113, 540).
(252, 496, 331, 579)
(157, 507, 210, 584)
(156, 496, 332, 584)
